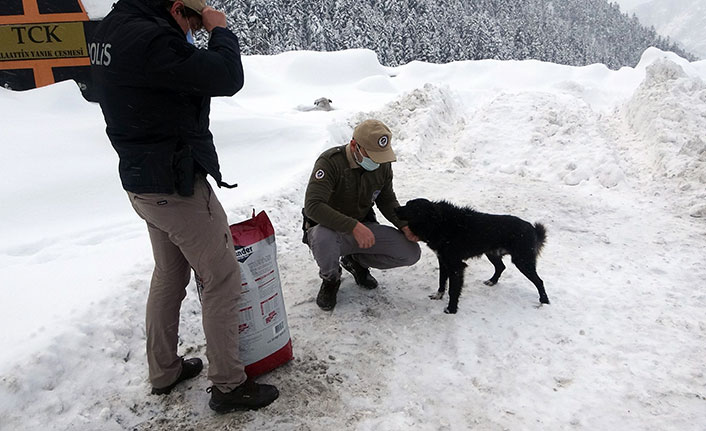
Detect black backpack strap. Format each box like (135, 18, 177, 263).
(217, 180, 238, 189)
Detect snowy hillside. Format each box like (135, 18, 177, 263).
(1, 47, 705, 430)
(628, 0, 706, 59)
(81, 0, 693, 68)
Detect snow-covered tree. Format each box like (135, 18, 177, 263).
(210, 0, 696, 68)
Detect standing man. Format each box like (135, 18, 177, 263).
(90, 0, 278, 413)
(303, 119, 421, 311)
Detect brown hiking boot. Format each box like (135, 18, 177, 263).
(341, 255, 378, 289)
(316, 278, 341, 311)
(208, 379, 279, 413)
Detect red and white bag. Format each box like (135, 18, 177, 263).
(197, 210, 293, 377)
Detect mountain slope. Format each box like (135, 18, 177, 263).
(632, 0, 706, 58)
(210, 0, 694, 69)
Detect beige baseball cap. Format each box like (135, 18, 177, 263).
(179, 0, 206, 14)
(352, 119, 396, 163)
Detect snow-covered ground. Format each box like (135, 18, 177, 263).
(1, 46, 705, 430)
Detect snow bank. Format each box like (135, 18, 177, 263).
(235, 49, 394, 114)
(348, 83, 467, 163)
(0, 82, 123, 251)
(624, 57, 706, 217)
(82, 0, 113, 19)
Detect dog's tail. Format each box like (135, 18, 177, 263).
(534, 223, 547, 256)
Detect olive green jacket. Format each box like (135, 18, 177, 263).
(304, 144, 407, 233)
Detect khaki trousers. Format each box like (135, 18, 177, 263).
(128, 175, 246, 391)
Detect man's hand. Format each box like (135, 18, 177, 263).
(201, 7, 227, 32)
(401, 226, 419, 242)
(352, 222, 375, 249)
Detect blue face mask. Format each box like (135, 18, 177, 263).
(355, 145, 380, 171)
(186, 29, 195, 45)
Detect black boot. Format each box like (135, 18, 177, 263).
(208, 379, 279, 413)
(316, 278, 341, 311)
(151, 357, 203, 395)
(341, 255, 378, 289)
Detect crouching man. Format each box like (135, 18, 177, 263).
(303, 119, 421, 310)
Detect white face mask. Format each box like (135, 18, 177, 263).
(186, 29, 195, 45)
(355, 145, 380, 171)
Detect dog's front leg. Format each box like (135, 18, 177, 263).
(444, 262, 467, 314)
(429, 256, 447, 300)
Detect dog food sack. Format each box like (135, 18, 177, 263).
(196, 210, 293, 377)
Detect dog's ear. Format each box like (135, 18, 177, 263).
(428, 202, 443, 225)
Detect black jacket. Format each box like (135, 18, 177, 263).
(90, 0, 244, 194)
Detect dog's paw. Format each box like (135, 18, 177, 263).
(443, 307, 457, 314)
(483, 279, 497, 286)
(534, 299, 550, 309)
(540, 296, 550, 305)
(429, 292, 444, 300)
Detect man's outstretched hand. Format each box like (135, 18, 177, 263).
(401, 225, 419, 242)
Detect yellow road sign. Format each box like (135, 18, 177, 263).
(1, 21, 88, 61)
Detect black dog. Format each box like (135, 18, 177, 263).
(395, 198, 549, 314)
